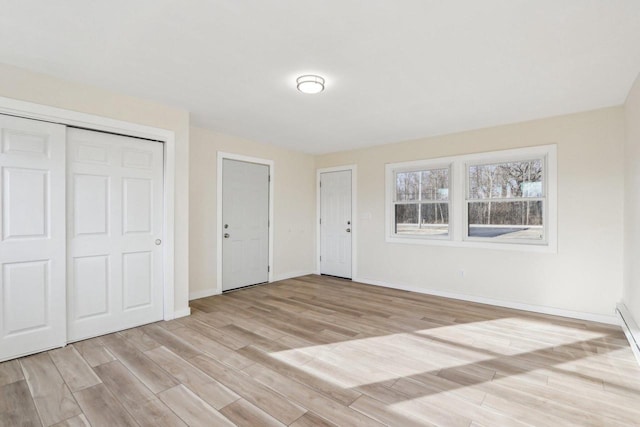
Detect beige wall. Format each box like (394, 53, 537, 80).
(624, 73, 640, 324)
(189, 126, 316, 297)
(0, 63, 191, 315)
(0, 61, 631, 323)
(316, 107, 625, 319)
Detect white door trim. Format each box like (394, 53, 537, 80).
(216, 151, 274, 294)
(316, 165, 357, 278)
(0, 96, 178, 321)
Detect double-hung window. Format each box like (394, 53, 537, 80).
(466, 158, 545, 243)
(386, 144, 556, 251)
(393, 166, 451, 238)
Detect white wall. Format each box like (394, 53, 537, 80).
(0, 63, 191, 316)
(316, 107, 625, 321)
(189, 126, 316, 298)
(624, 73, 640, 325)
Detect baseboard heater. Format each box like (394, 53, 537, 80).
(616, 303, 640, 366)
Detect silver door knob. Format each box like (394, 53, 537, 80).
(155, 239, 162, 245)
(224, 233, 230, 238)
(346, 228, 351, 233)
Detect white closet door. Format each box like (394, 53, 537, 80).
(67, 128, 164, 341)
(222, 159, 269, 291)
(0, 114, 66, 362)
(320, 170, 352, 279)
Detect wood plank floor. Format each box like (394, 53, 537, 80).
(2, 274, 640, 426)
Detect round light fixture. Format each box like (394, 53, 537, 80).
(296, 75, 325, 94)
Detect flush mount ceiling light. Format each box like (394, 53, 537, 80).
(296, 75, 325, 94)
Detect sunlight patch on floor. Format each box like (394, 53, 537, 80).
(387, 389, 479, 426)
(269, 317, 608, 388)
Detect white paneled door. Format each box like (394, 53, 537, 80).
(67, 128, 164, 341)
(222, 159, 269, 291)
(0, 114, 67, 362)
(320, 170, 352, 279)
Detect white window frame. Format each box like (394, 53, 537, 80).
(386, 144, 557, 253)
(389, 161, 453, 242)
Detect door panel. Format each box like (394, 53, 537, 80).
(73, 174, 109, 235)
(0, 114, 66, 362)
(67, 128, 163, 341)
(2, 130, 49, 156)
(73, 255, 109, 319)
(320, 170, 352, 279)
(123, 178, 152, 233)
(3, 167, 48, 239)
(123, 251, 152, 310)
(222, 159, 269, 291)
(3, 260, 49, 334)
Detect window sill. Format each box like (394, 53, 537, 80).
(386, 235, 557, 253)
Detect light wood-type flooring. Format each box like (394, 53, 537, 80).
(2, 275, 640, 426)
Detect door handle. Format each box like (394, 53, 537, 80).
(224, 233, 230, 238)
(346, 228, 351, 233)
(155, 239, 162, 245)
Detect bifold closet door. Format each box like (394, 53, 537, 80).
(0, 114, 66, 362)
(67, 128, 164, 342)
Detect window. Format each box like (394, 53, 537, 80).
(393, 167, 450, 237)
(466, 159, 544, 242)
(386, 145, 556, 251)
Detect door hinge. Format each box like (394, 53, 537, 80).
(319, 218, 322, 225)
(268, 175, 271, 182)
(319, 181, 322, 188)
(268, 266, 270, 272)
(319, 255, 322, 261)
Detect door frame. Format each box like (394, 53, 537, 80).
(316, 165, 357, 278)
(0, 96, 178, 321)
(216, 151, 274, 293)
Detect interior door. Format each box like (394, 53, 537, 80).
(320, 170, 352, 279)
(67, 128, 164, 342)
(222, 159, 269, 291)
(0, 114, 66, 362)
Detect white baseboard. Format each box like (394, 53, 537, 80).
(272, 270, 315, 282)
(353, 276, 619, 325)
(173, 307, 191, 319)
(188, 271, 314, 301)
(189, 288, 220, 301)
(617, 303, 640, 366)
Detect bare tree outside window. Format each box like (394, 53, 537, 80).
(467, 159, 544, 240)
(394, 168, 450, 236)
(387, 145, 554, 248)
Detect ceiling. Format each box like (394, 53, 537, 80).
(1, 1, 640, 154)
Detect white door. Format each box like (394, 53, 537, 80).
(67, 128, 164, 341)
(0, 114, 66, 362)
(320, 170, 352, 279)
(222, 159, 269, 291)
